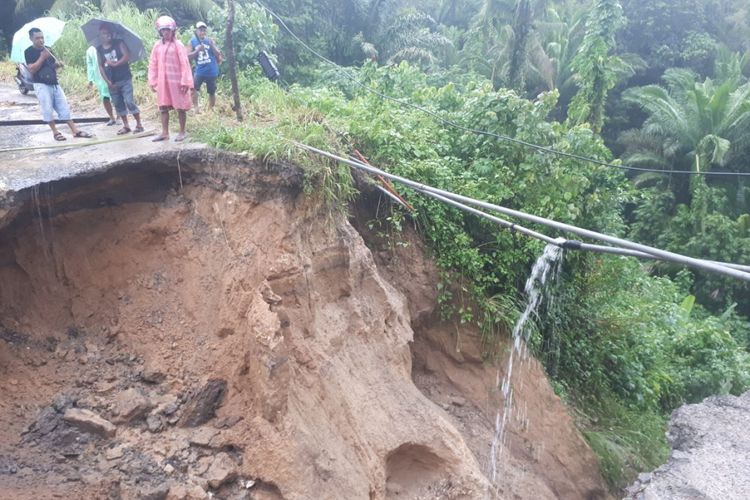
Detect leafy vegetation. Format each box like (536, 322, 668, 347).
(8, 0, 750, 493)
(567, 0, 627, 132)
(204, 1, 277, 69)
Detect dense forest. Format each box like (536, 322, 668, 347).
(5, 0, 750, 491)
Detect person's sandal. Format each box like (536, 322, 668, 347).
(116, 127, 131, 135)
(73, 130, 93, 138)
(53, 132, 66, 141)
(174, 133, 186, 142)
(133, 125, 144, 134)
(106, 119, 117, 126)
(151, 135, 168, 142)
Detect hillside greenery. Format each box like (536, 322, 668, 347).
(6, 0, 750, 492)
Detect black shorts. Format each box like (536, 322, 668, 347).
(194, 75, 217, 95)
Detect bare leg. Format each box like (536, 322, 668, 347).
(208, 94, 216, 110)
(103, 100, 115, 121)
(133, 113, 143, 130)
(119, 115, 131, 134)
(153, 109, 170, 141)
(178, 110, 187, 135)
(174, 111, 188, 141)
(48, 122, 62, 139)
(191, 90, 199, 111)
(161, 109, 170, 137)
(66, 120, 80, 135)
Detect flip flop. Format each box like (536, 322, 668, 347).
(133, 126, 144, 134)
(106, 119, 117, 126)
(174, 133, 186, 142)
(73, 130, 93, 138)
(151, 135, 168, 142)
(53, 132, 66, 141)
(117, 127, 131, 135)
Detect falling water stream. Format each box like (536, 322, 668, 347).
(30, 185, 52, 262)
(488, 241, 565, 487)
(30, 184, 64, 282)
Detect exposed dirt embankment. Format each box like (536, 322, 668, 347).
(0, 151, 608, 499)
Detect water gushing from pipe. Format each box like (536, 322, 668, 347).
(488, 241, 564, 486)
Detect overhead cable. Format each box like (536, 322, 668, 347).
(255, 1, 750, 178)
(294, 141, 750, 282)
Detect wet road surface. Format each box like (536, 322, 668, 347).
(0, 83, 202, 194)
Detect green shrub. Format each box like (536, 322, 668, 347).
(581, 396, 669, 490)
(193, 80, 355, 209)
(205, 0, 278, 70)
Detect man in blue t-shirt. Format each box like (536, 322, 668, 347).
(188, 22, 223, 111)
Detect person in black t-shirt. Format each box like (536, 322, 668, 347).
(24, 27, 93, 141)
(97, 24, 143, 135)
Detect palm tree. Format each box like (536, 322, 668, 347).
(462, 0, 588, 94)
(621, 63, 750, 229)
(567, 0, 626, 133)
(622, 59, 750, 312)
(378, 9, 453, 68)
(524, 6, 585, 98)
(622, 65, 750, 180)
(506, 0, 532, 91)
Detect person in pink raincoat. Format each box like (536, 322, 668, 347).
(148, 16, 193, 142)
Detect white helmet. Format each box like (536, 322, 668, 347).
(156, 16, 177, 32)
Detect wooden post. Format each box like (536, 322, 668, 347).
(225, 0, 243, 121)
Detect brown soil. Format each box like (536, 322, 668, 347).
(0, 151, 609, 499)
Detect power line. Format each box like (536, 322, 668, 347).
(293, 140, 750, 282)
(255, 1, 750, 178)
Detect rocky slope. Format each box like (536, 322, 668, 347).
(0, 150, 609, 499)
(625, 391, 750, 500)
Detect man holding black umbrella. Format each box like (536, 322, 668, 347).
(96, 23, 143, 135)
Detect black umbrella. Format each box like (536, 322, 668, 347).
(80, 18, 145, 62)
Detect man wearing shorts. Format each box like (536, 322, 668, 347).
(97, 24, 143, 135)
(24, 27, 93, 141)
(188, 22, 223, 111)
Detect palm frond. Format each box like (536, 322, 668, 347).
(388, 47, 437, 66)
(632, 172, 669, 188)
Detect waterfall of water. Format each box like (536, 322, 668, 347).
(30, 185, 52, 262)
(488, 241, 564, 487)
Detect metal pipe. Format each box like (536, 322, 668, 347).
(412, 186, 750, 272)
(0, 117, 111, 127)
(374, 184, 410, 210)
(295, 142, 750, 282)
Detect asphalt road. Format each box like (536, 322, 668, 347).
(0, 83, 202, 194)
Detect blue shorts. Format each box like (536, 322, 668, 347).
(194, 74, 217, 95)
(33, 83, 71, 123)
(110, 78, 140, 117)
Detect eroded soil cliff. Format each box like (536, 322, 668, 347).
(0, 151, 608, 499)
